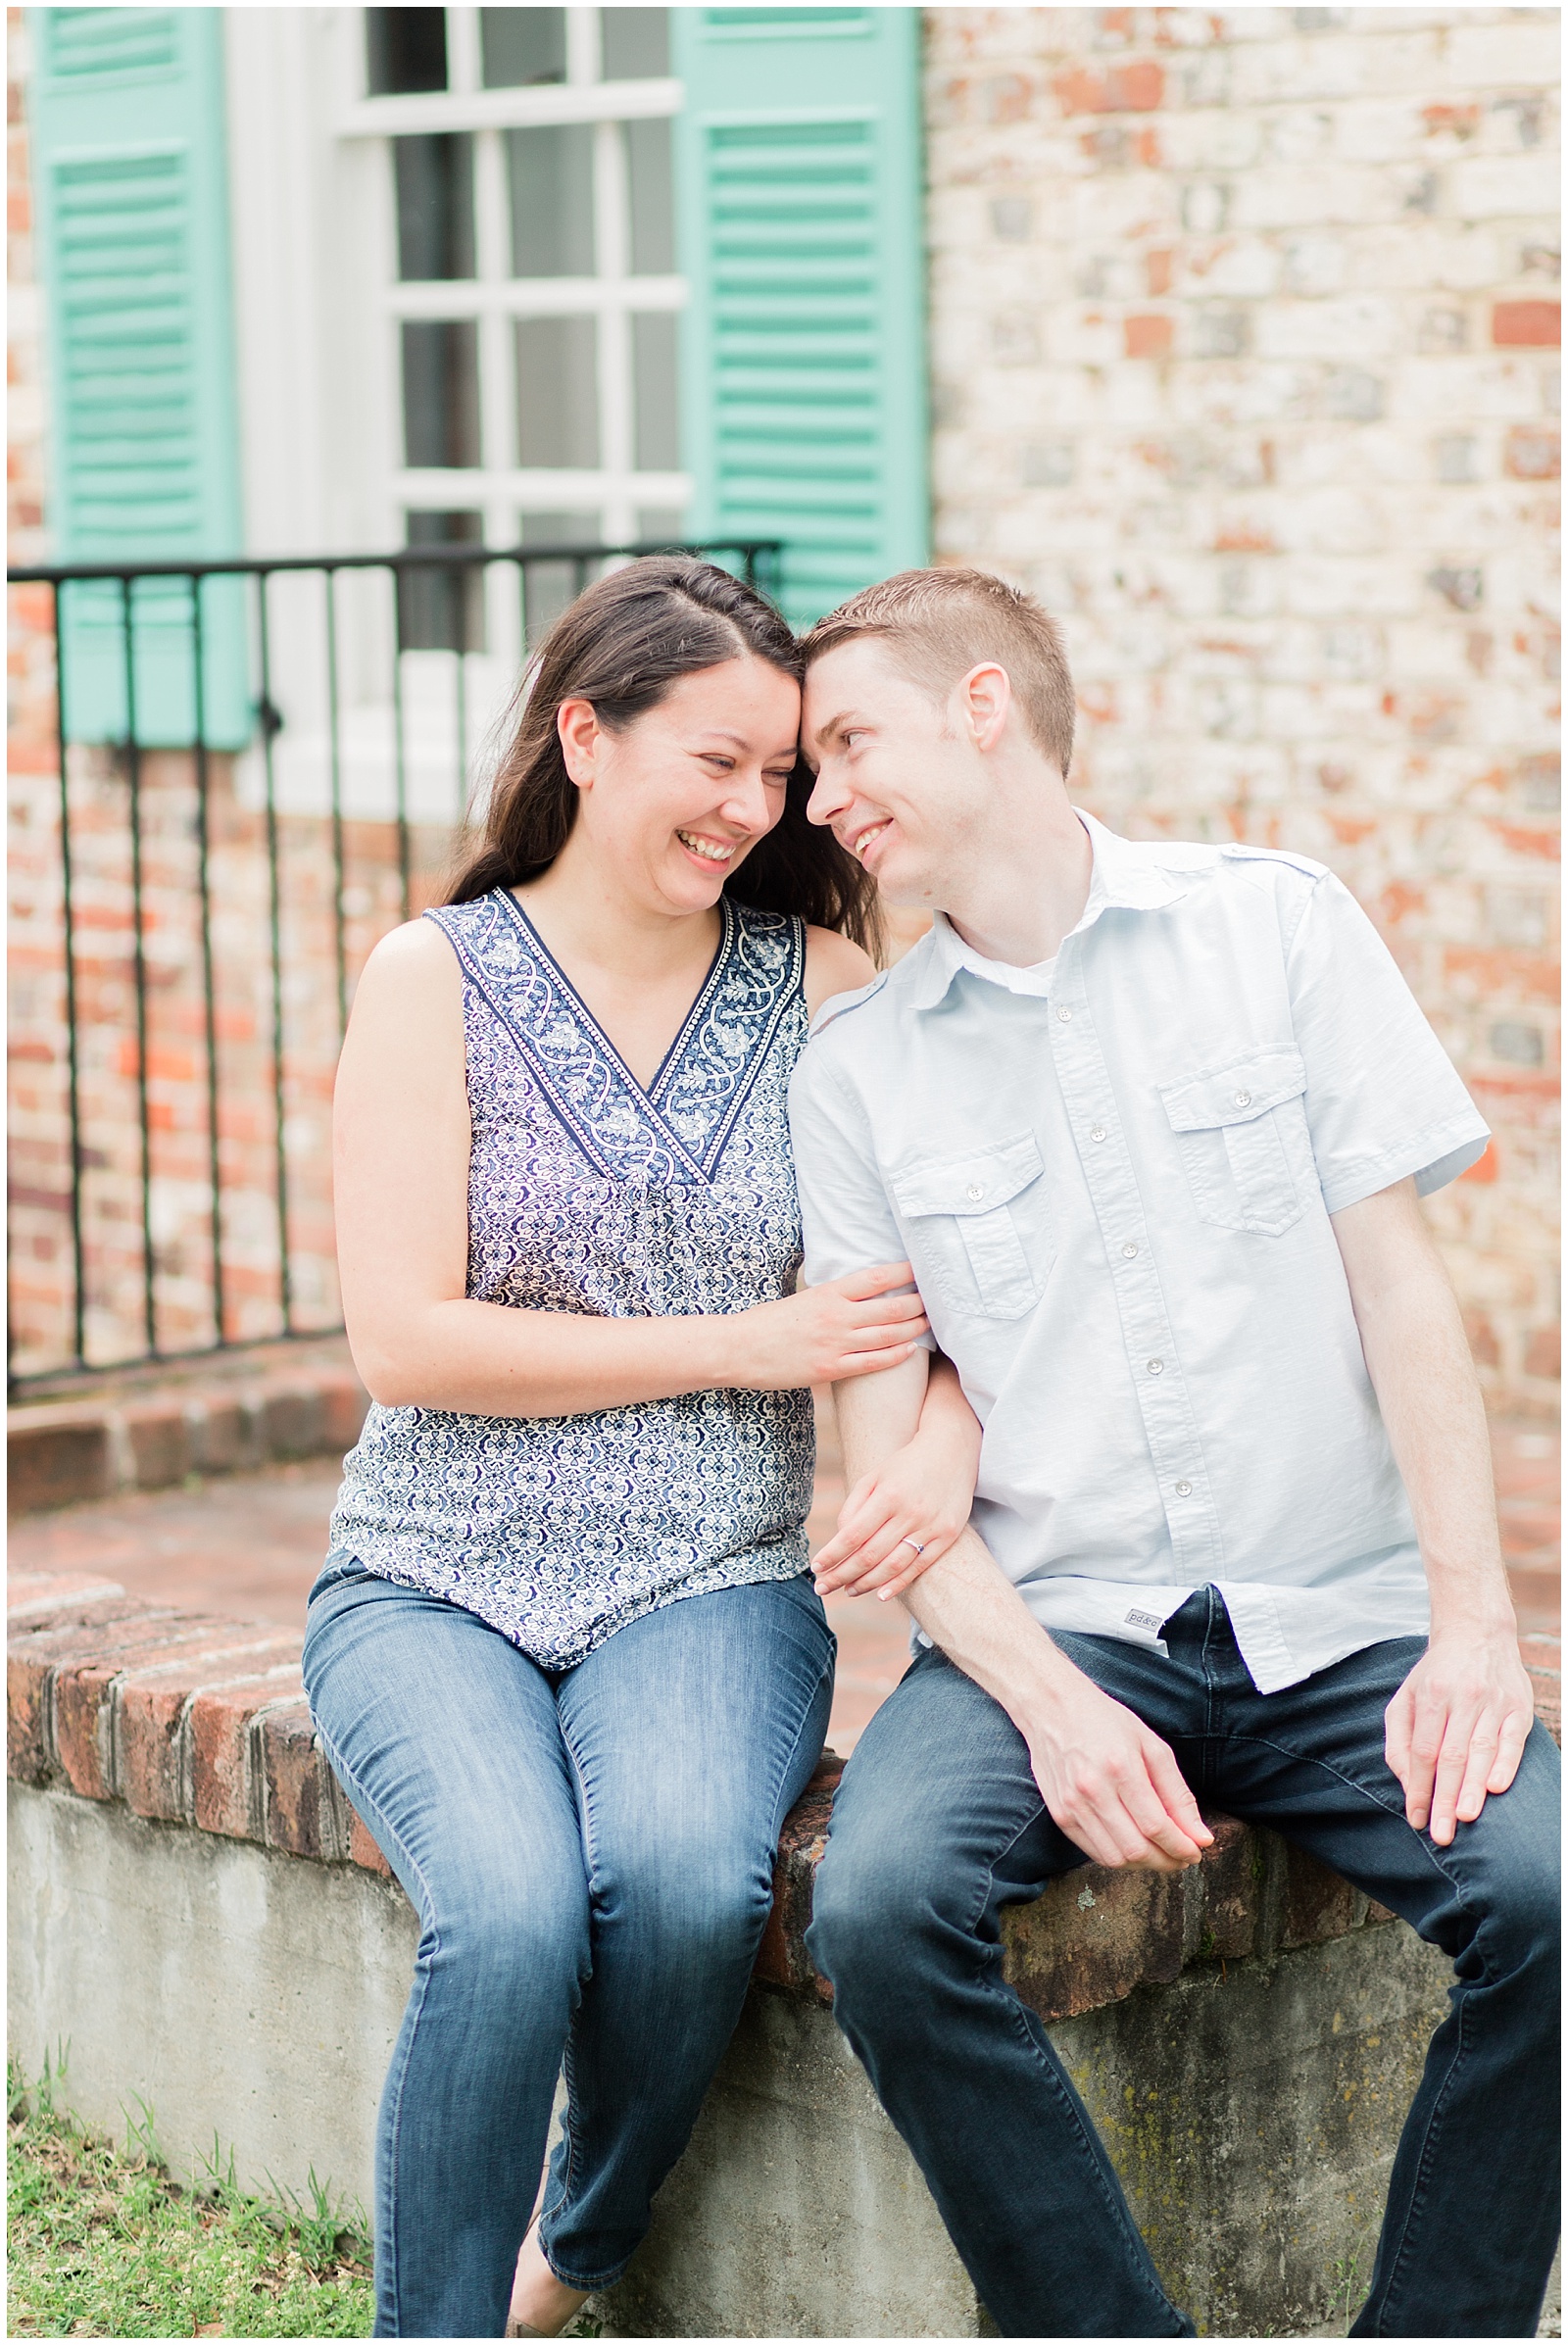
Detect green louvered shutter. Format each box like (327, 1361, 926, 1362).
(672, 7, 929, 628)
(28, 6, 249, 747)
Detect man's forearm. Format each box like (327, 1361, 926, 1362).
(1334, 1179, 1534, 1840)
(1332, 1182, 1514, 1635)
(899, 1524, 1081, 1729)
(832, 1359, 1211, 1870)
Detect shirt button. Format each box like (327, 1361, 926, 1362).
(1090, 1126, 1106, 1143)
(965, 1183, 985, 1202)
(1175, 1479, 1193, 1496)
(1233, 1089, 1251, 1107)
(1121, 1242, 1139, 1258)
(1056, 1005, 1072, 1023)
(1147, 1358, 1164, 1375)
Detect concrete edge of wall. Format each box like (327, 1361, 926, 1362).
(1, 1773, 1489, 2339)
(11, 1570, 1562, 2334)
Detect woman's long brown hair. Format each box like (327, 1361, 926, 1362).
(445, 557, 883, 956)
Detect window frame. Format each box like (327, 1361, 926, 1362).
(338, 4, 690, 617)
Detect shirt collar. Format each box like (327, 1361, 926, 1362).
(905, 811, 1198, 1012)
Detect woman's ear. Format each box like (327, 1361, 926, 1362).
(557, 699, 601, 790)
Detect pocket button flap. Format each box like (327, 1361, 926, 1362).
(892, 1133, 1045, 1218)
(1158, 1050, 1306, 1133)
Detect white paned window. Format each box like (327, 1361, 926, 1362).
(227, 8, 688, 829)
(345, 5, 687, 659)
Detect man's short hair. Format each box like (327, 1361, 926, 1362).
(801, 567, 1076, 778)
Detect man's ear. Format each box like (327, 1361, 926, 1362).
(956, 662, 1011, 753)
(558, 698, 600, 789)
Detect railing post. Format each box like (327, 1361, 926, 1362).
(54, 580, 87, 1374)
(121, 575, 159, 1360)
(455, 557, 471, 828)
(391, 569, 412, 926)
(255, 568, 294, 1336)
(323, 566, 349, 1039)
(190, 573, 227, 1346)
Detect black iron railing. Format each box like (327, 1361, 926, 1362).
(7, 539, 783, 1390)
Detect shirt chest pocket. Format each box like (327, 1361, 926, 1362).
(1158, 1050, 1308, 1238)
(890, 1133, 1052, 1320)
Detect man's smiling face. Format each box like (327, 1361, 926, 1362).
(802, 636, 988, 908)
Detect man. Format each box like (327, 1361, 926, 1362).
(786, 567, 1559, 2339)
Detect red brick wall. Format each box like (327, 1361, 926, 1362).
(925, 6, 1560, 1417)
(8, 742, 445, 1376)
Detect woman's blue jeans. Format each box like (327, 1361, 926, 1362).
(302, 1563, 834, 2338)
(808, 1588, 1560, 2339)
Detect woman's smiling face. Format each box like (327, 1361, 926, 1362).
(558, 655, 802, 916)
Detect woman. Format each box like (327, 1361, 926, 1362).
(305, 559, 977, 2338)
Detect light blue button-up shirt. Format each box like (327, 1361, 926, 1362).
(788, 815, 1491, 1693)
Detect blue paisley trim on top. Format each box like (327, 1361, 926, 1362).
(328, 889, 816, 1670)
(428, 889, 806, 1186)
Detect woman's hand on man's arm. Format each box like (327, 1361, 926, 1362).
(726, 1266, 929, 1392)
(811, 1354, 981, 1601)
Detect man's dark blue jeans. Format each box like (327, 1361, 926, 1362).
(808, 1588, 1560, 2338)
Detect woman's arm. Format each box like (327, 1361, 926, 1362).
(810, 1355, 984, 1601)
(334, 919, 927, 1416)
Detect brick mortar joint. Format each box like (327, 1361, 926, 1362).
(173, 1663, 309, 1829)
(315, 1736, 358, 1866)
(243, 1691, 321, 1845)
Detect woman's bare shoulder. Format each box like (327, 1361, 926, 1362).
(359, 912, 461, 988)
(344, 914, 463, 1047)
(366, 911, 459, 973)
(803, 924, 877, 1020)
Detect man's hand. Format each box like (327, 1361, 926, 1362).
(1384, 1626, 1535, 1846)
(1022, 1670, 1213, 1872)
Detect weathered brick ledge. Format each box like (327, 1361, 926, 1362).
(18, 1567, 1547, 2024)
(8, 1350, 368, 1518)
(9, 1572, 381, 1866)
(1521, 1633, 1562, 1743)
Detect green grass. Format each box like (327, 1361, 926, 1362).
(7, 2062, 374, 2338)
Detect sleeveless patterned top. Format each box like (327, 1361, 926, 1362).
(329, 887, 816, 1669)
